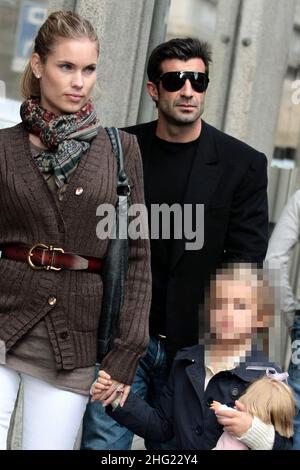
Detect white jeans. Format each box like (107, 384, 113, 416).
(0, 365, 89, 450)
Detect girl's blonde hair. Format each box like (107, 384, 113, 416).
(20, 10, 100, 99)
(239, 377, 296, 438)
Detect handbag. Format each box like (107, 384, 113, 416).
(96, 127, 130, 362)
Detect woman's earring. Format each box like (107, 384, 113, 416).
(35, 73, 41, 79)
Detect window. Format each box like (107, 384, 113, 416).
(0, 0, 49, 128)
(272, 67, 300, 170)
(272, 147, 296, 170)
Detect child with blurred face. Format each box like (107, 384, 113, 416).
(204, 264, 273, 371)
(91, 264, 292, 450)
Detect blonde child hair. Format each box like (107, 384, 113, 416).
(238, 376, 295, 438)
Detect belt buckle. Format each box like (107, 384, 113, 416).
(27, 243, 64, 271)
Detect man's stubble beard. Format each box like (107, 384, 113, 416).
(159, 100, 205, 127)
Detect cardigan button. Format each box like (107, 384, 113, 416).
(231, 386, 239, 397)
(48, 296, 57, 306)
(195, 426, 203, 435)
(75, 187, 84, 196)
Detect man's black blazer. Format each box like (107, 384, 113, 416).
(124, 120, 268, 361)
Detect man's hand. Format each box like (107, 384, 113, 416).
(214, 400, 253, 437)
(91, 370, 130, 407)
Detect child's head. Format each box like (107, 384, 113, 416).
(239, 376, 296, 438)
(204, 263, 274, 348)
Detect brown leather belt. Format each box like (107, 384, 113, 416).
(0, 243, 103, 273)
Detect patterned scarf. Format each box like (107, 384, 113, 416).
(20, 96, 100, 188)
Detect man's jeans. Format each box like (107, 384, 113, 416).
(81, 336, 175, 450)
(288, 313, 300, 450)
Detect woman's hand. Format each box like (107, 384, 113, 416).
(91, 370, 130, 407)
(214, 400, 253, 437)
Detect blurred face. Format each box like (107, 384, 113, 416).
(31, 37, 98, 115)
(210, 278, 259, 343)
(147, 58, 207, 126)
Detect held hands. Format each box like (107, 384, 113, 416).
(214, 400, 253, 437)
(91, 370, 130, 407)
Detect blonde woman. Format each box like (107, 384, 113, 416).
(0, 10, 150, 449)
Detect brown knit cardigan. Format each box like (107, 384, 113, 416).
(0, 123, 151, 384)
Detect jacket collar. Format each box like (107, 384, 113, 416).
(230, 351, 282, 382)
(130, 119, 219, 166)
(174, 344, 281, 381)
(174, 344, 281, 419)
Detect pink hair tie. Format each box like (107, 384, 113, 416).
(266, 368, 289, 382)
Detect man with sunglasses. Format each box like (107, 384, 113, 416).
(81, 37, 268, 451)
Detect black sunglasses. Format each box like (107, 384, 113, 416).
(158, 71, 209, 93)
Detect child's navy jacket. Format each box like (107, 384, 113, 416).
(107, 345, 292, 450)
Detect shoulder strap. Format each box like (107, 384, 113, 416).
(97, 128, 130, 362)
(105, 127, 130, 197)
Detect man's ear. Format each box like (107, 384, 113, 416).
(30, 52, 43, 78)
(147, 81, 159, 103)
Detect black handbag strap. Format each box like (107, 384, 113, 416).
(105, 127, 130, 197)
(106, 126, 130, 244)
(96, 128, 130, 362)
